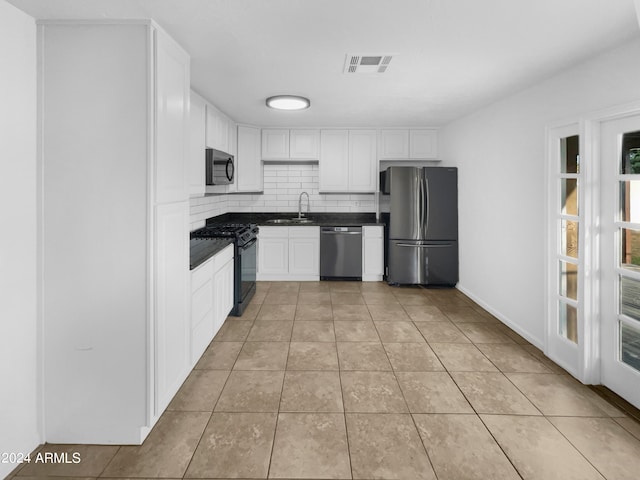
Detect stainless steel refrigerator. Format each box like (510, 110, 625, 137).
(383, 166, 458, 286)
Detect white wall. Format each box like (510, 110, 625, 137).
(0, 0, 40, 476)
(439, 37, 640, 347)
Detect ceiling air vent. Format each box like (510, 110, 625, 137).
(344, 54, 393, 74)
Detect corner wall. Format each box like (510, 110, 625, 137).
(439, 37, 640, 346)
(0, 0, 40, 477)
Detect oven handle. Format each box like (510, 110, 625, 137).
(241, 238, 257, 250)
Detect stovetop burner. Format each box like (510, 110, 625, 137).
(191, 223, 258, 247)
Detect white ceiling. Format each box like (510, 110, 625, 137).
(9, 0, 640, 127)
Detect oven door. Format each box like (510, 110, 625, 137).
(235, 238, 256, 315)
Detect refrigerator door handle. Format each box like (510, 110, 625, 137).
(396, 243, 453, 248)
(424, 175, 430, 233)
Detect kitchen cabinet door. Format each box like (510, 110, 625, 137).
(290, 129, 320, 159)
(213, 254, 234, 334)
(155, 201, 190, 416)
(379, 129, 409, 159)
(363, 226, 384, 281)
(189, 91, 207, 196)
(258, 234, 289, 276)
(237, 125, 264, 192)
(289, 227, 320, 277)
(349, 130, 377, 192)
(262, 129, 289, 160)
(155, 30, 190, 204)
(190, 257, 215, 364)
(206, 105, 229, 152)
(409, 129, 438, 159)
(319, 130, 349, 192)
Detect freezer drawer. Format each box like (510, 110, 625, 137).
(320, 227, 362, 279)
(388, 240, 458, 286)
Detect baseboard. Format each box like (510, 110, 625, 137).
(455, 283, 544, 350)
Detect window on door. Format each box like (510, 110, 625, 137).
(558, 135, 580, 343)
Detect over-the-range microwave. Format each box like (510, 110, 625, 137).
(206, 148, 234, 185)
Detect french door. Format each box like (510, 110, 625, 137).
(600, 113, 640, 409)
(546, 123, 583, 377)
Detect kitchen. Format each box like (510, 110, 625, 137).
(2, 1, 640, 479)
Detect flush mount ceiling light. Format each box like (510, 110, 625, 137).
(266, 95, 310, 111)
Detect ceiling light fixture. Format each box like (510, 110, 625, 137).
(266, 95, 310, 111)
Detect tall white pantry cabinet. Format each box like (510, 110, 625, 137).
(39, 21, 190, 444)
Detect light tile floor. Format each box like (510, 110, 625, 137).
(9, 281, 640, 480)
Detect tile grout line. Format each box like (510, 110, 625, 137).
(374, 299, 442, 480)
(265, 296, 294, 480)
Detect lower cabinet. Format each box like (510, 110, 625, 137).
(190, 244, 234, 365)
(362, 226, 384, 281)
(258, 226, 320, 280)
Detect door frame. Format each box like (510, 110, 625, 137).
(546, 101, 640, 385)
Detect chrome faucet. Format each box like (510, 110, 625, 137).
(298, 191, 310, 219)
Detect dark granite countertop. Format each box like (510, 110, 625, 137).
(206, 212, 385, 227)
(190, 238, 234, 270)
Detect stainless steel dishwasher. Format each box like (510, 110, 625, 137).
(320, 226, 362, 280)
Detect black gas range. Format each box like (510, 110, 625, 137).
(191, 223, 258, 316)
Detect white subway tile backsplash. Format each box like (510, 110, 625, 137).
(189, 163, 375, 225)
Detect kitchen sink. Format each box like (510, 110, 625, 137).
(290, 218, 314, 223)
(266, 218, 314, 224)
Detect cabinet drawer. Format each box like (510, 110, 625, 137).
(213, 244, 234, 271)
(191, 257, 214, 291)
(259, 226, 289, 238)
(288, 226, 320, 238)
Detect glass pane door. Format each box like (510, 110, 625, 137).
(600, 115, 640, 409)
(547, 125, 582, 375)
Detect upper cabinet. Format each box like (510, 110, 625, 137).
(237, 125, 263, 192)
(190, 93, 237, 195)
(379, 128, 438, 160)
(410, 129, 438, 159)
(320, 130, 377, 193)
(262, 128, 320, 161)
(189, 91, 207, 196)
(262, 128, 289, 159)
(206, 104, 230, 153)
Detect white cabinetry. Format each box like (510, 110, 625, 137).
(262, 128, 320, 161)
(320, 130, 377, 192)
(379, 129, 438, 160)
(189, 91, 207, 196)
(410, 129, 438, 159)
(190, 244, 234, 364)
(206, 104, 230, 153)
(289, 227, 321, 276)
(362, 226, 384, 281)
(213, 249, 235, 332)
(39, 21, 190, 444)
(258, 226, 319, 280)
(262, 128, 289, 159)
(290, 129, 320, 159)
(237, 125, 263, 192)
(379, 129, 409, 159)
(349, 130, 378, 192)
(319, 130, 349, 191)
